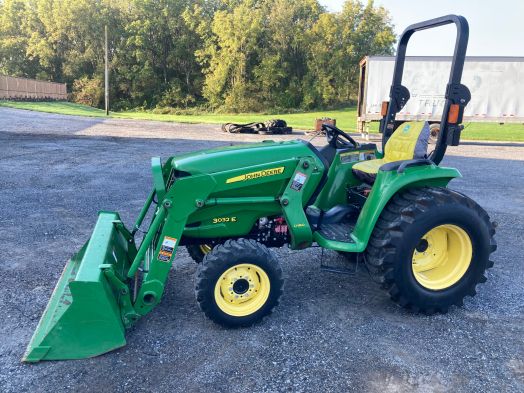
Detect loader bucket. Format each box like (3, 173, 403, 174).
(23, 211, 135, 362)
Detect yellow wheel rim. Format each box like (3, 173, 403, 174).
(199, 244, 212, 254)
(412, 224, 473, 290)
(214, 264, 271, 317)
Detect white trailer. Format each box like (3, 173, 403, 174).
(357, 56, 524, 139)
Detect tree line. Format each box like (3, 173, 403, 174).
(0, 0, 395, 112)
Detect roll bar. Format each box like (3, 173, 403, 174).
(380, 15, 471, 165)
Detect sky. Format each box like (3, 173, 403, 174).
(320, 0, 524, 57)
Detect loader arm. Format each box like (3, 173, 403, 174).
(24, 140, 327, 362)
(23, 160, 218, 362)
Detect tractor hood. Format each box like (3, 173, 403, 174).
(171, 139, 316, 175)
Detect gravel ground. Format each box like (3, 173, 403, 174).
(0, 107, 523, 392)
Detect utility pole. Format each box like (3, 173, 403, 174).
(104, 25, 109, 116)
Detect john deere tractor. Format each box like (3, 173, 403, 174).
(24, 15, 496, 362)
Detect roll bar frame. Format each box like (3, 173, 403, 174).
(380, 15, 472, 165)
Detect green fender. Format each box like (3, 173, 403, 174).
(314, 164, 461, 252)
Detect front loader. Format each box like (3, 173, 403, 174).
(24, 15, 496, 362)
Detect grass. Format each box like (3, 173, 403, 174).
(1, 100, 523, 142)
(0, 100, 362, 131)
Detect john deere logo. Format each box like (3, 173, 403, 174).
(402, 124, 411, 133)
(226, 167, 285, 184)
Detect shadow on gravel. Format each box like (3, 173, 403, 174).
(1, 131, 523, 392)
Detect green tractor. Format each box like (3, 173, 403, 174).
(24, 15, 496, 362)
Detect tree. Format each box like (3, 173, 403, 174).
(0, 0, 41, 77)
(0, 0, 396, 111)
(196, 0, 394, 111)
(305, 0, 395, 108)
(255, 0, 322, 109)
(194, 0, 265, 111)
(112, 0, 203, 108)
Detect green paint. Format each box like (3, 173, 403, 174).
(280, 158, 317, 249)
(314, 147, 376, 210)
(23, 212, 133, 362)
(314, 165, 460, 252)
(25, 137, 463, 362)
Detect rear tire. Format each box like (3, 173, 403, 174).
(365, 187, 496, 314)
(195, 239, 284, 327)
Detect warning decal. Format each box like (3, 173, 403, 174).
(158, 236, 177, 262)
(290, 172, 307, 191)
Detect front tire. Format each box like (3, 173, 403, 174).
(365, 187, 496, 314)
(187, 244, 213, 263)
(195, 239, 284, 327)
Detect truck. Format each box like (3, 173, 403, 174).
(357, 56, 524, 140)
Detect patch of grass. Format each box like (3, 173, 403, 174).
(459, 122, 524, 142)
(0, 100, 362, 130)
(0, 100, 108, 117)
(119, 107, 363, 131)
(1, 100, 523, 141)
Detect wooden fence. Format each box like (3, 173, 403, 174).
(0, 75, 67, 100)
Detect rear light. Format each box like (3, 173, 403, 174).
(381, 101, 389, 116)
(448, 104, 460, 123)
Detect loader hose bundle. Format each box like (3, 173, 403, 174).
(222, 119, 292, 135)
(222, 122, 265, 134)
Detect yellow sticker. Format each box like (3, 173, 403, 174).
(157, 236, 177, 262)
(226, 167, 285, 184)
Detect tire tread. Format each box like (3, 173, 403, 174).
(365, 187, 496, 315)
(195, 239, 283, 327)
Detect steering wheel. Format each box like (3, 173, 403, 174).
(321, 124, 359, 149)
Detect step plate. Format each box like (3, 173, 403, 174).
(317, 222, 354, 243)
